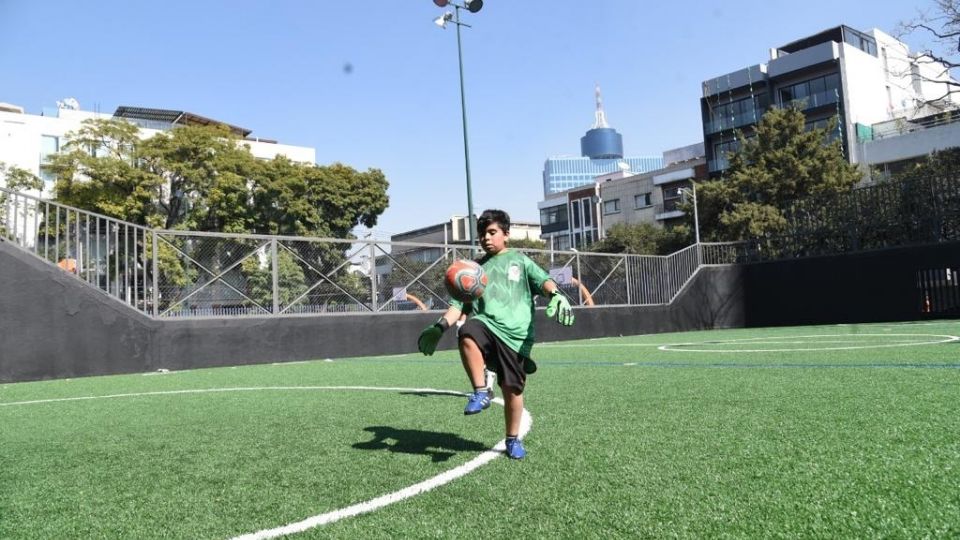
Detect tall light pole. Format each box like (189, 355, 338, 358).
(678, 183, 700, 245)
(433, 0, 482, 246)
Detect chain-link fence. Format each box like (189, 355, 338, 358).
(2, 187, 723, 318)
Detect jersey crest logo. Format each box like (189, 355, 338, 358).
(508, 264, 521, 282)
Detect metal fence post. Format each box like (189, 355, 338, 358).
(152, 230, 158, 317)
(271, 238, 279, 314)
(575, 252, 583, 306)
(369, 240, 378, 311)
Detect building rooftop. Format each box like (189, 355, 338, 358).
(113, 106, 253, 137)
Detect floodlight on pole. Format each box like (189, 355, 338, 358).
(432, 0, 482, 246)
(433, 12, 453, 27)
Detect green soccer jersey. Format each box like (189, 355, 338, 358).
(450, 249, 550, 357)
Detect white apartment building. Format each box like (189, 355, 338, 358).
(0, 100, 316, 197)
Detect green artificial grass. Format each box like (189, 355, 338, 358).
(2, 321, 959, 539)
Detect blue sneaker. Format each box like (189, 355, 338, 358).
(463, 389, 492, 415)
(505, 437, 526, 460)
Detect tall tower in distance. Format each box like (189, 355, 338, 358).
(580, 84, 624, 159)
(541, 85, 661, 196)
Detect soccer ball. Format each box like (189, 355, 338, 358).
(444, 259, 488, 302)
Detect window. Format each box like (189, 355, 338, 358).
(571, 200, 581, 228)
(634, 193, 651, 208)
(779, 74, 842, 109)
(710, 95, 765, 127)
(809, 76, 825, 96)
(582, 198, 592, 226)
(805, 115, 842, 142)
(844, 28, 877, 56)
(40, 135, 59, 163)
(910, 64, 923, 94)
(40, 168, 57, 187)
(603, 199, 620, 214)
(540, 205, 567, 226)
(714, 140, 740, 158)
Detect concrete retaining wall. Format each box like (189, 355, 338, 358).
(0, 240, 745, 383)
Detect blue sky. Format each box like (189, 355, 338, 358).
(0, 0, 936, 238)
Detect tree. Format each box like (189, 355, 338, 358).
(0, 162, 44, 237)
(897, 1, 960, 106)
(48, 118, 390, 238)
(589, 222, 690, 255)
(138, 123, 257, 232)
(892, 145, 960, 181)
(697, 107, 862, 241)
(47, 118, 162, 227)
(0, 162, 44, 192)
(45, 118, 390, 314)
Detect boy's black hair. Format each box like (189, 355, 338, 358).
(477, 209, 510, 234)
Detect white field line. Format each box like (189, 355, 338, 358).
(658, 334, 960, 353)
(539, 343, 663, 348)
(0, 386, 530, 538)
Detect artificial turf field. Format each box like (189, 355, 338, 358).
(2, 321, 959, 539)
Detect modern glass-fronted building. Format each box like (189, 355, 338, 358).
(542, 155, 663, 194)
(700, 25, 960, 178)
(542, 85, 661, 195)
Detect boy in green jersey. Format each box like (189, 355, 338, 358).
(417, 209, 574, 459)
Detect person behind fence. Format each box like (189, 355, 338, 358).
(416, 209, 575, 460)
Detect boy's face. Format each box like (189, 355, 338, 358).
(479, 222, 508, 255)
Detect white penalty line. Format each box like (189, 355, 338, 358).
(0, 386, 531, 538)
(229, 392, 531, 539)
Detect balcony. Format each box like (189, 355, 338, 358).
(654, 199, 686, 221)
(768, 41, 839, 78)
(782, 89, 839, 111)
(702, 64, 767, 97)
(704, 108, 765, 135)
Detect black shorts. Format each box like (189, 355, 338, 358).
(458, 318, 529, 393)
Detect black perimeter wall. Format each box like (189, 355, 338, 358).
(743, 241, 960, 327)
(6, 238, 955, 383)
(0, 239, 744, 383)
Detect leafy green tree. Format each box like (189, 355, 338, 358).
(0, 163, 44, 237)
(509, 236, 551, 270)
(138, 123, 256, 232)
(251, 159, 389, 238)
(47, 118, 162, 226)
(892, 146, 960, 182)
(508, 237, 546, 250)
(240, 249, 308, 309)
(592, 222, 660, 254)
(698, 107, 862, 241)
(589, 222, 691, 255)
(48, 118, 390, 238)
(0, 162, 44, 192)
(45, 118, 390, 313)
(657, 223, 694, 254)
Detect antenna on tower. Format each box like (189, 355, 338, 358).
(592, 83, 609, 129)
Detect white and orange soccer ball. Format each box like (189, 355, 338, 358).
(444, 259, 488, 303)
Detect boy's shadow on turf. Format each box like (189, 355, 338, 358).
(353, 426, 488, 463)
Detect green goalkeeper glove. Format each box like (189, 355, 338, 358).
(546, 291, 574, 326)
(417, 318, 450, 356)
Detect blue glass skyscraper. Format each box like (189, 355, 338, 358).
(542, 85, 661, 195)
